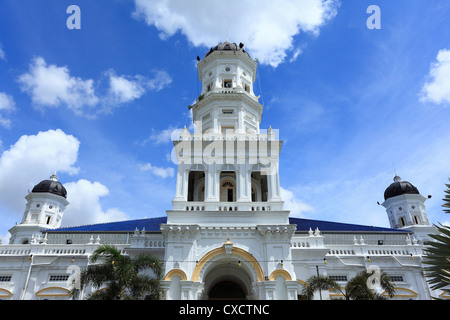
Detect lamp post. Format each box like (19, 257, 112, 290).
(316, 265, 322, 300)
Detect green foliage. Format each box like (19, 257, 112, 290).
(423, 179, 450, 294)
(71, 244, 163, 300)
(424, 223, 450, 292)
(443, 179, 450, 214)
(302, 269, 395, 300)
(301, 275, 341, 300)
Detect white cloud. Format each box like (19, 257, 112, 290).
(420, 49, 450, 105)
(141, 126, 182, 145)
(280, 186, 314, 218)
(63, 179, 129, 227)
(139, 162, 174, 178)
(0, 43, 5, 60)
(146, 70, 173, 91)
(0, 92, 16, 128)
(133, 0, 339, 67)
(18, 57, 99, 115)
(0, 129, 131, 232)
(0, 129, 80, 215)
(107, 69, 172, 105)
(18, 57, 172, 118)
(108, 72, 147, 104)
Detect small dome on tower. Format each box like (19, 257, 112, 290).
(205, 40, 250, 58)
(31, 173, 67, 198)
(384, 175, 419, 200)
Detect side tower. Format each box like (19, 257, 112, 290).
(162, 41, 297, 300)
(8, 173, 69, 244)
(382, 175, 435, 243)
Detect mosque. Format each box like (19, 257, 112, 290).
(0, 41, 448, 300)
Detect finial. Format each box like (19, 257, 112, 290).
(392, 163, 401, 182)
(50, 172, 58, 181)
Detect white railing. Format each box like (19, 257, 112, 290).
(325, 244, 423, 257)
(175, 201, 279, 212)
(0, 243, 129, 257)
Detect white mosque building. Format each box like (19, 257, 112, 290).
(0, 41, 448, 300)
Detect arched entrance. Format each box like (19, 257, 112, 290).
(209, 281, 246, 300)
(202, 260, 252, 300)
(193, 245, 264, 300)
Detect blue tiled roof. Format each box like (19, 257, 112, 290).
(48, 217, 167, 232)
(289, 217, 410, 233)
(47, 216, 409, 233)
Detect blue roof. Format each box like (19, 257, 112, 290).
(48, 217, 167, 232)
(289, 217, 410, 233)
(47, 216, 409, 233)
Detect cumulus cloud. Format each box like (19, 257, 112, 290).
(420, 49, 450, 105)
(63, 179, 129, 227)
(0, 129, 129, 232)
(133, 0, 339, 67)
(280, 186, 314, 217)
(139, 162, 175, 178)
(18, 57, 172, 118)
(0, 129, 80, 215)
(0, 92, 16, 128)
(107, 69, 172, 105)
(18, 57, 99, 115)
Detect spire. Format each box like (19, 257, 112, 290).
(393, 174, 401, 182)
(50, 172, 58, 181)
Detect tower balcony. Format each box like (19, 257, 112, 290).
(172, 200, 283, 212)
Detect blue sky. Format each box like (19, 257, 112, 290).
(1, 0, 450, 242)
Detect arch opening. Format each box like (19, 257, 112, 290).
(208, 280, 246, 300)
(202, 260, 252, 300)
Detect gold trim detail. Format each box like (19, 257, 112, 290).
(191, 246, 264, 282)
(269, 269, 292, 281)
(164, 268, 188, 281)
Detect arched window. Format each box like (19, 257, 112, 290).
(221, 181, 235, 202)
(187, 171, 205, 202)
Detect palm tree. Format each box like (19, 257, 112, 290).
(302, 269, 395, 300)
(422, 179, 450, 294)
(423, 223, 450, 293)
(71, 244, 163, 300)
(442, 178, 450, 214)
(345, 270, 395, 300)
(301, 275, 341, 300)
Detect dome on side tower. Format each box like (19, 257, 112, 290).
(31, 173, 67, 198)
(383, 175, 419, 200)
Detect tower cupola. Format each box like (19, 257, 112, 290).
(8, 173, 69, 244)
(381, 174, 434, 243)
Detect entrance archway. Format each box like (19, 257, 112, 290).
(208, 280, 246, 300)
(192, 245, 264, 300)
(202, 260, 252, 300)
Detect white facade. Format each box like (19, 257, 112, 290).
(0, 42, 448, 300)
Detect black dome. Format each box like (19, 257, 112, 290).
(384, 175, 419, 200)
(205, 41, 250, 58)
(31, 174, 67, 198)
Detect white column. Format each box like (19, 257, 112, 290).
(237, 164, 251, 202)
(205, 163, 218, 202)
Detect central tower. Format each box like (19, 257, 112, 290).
(161, 41, 297, 300)
(171, 40, 283, 215)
